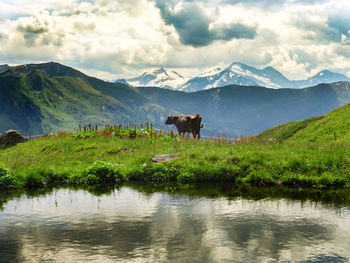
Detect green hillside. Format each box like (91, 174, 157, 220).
(252, 116, 323, 143)
(289, 103, 350, 142)
(253, 102, 350, 143)
(0, 63, 174, 135)
(2, 62, 350, 136)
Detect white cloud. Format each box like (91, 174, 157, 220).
(0, 0, 174, 77)
(0, 0, 349, 80)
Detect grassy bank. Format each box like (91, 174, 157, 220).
(1, 127, 350, 191)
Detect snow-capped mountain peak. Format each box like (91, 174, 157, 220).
(118, 67, 188, 89)
(294, 70, 350, 88)
(116, 62, 350, 92)
(179, 62, 285, 92)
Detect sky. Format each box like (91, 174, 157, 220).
(0, 0, 350, 80)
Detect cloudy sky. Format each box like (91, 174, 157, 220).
(1, 0, 350, 79)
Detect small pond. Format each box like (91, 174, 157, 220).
(0, 185, 349, 262)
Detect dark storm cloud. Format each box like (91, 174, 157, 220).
(155, 0, 257, 47)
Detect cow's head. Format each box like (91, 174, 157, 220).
(165, 114, 177, 124)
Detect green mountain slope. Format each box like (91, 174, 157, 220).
(252, 116, 323, 143)
(289, 103, 350, 142)
(0, 69, 43, 133)
(0, 63, 174, 135)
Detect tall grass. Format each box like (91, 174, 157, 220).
(71, 123, 182, 141)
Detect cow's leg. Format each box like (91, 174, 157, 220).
(179, 131, 185, 138)
(197, 132, 200, 140)
(192, 130, 197, 139)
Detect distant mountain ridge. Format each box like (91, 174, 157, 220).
(135, 81, 350, 136)
(116, 62, 350, 91)
(293, 70, 350, 88)
(117, 68, 189, 90)
(2, 61, 350, 137)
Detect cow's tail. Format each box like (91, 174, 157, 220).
(200, 123, 204, 128)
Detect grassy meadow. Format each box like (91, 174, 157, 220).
(1, 121, 350, 192)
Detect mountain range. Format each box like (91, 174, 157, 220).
(2, 62, 350, 137)
(117, 62, 350, 91)
(117, 68, 189, 90)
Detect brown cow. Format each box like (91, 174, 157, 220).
(165, 114, 203, 139)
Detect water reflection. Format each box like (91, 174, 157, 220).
(0, 187, 349, 262)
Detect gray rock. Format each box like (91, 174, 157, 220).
(0, 129, 28, 149)
(152, 154, 179, 164)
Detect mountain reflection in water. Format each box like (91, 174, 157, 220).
(0, 187, 349, 262)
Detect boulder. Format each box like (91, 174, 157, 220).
(0, 130, 28, 149)
(152, 154, 179, 164)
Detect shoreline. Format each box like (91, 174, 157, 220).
(1, 182, 350, 211)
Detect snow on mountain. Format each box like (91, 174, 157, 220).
(179, 62, 290, 92)
(116, 63, 350, 92)
(179, 63, 350, 92)
(198, 67, 222, 78)
(116, 68, 188, 89)
(294, 70, 350, 88)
